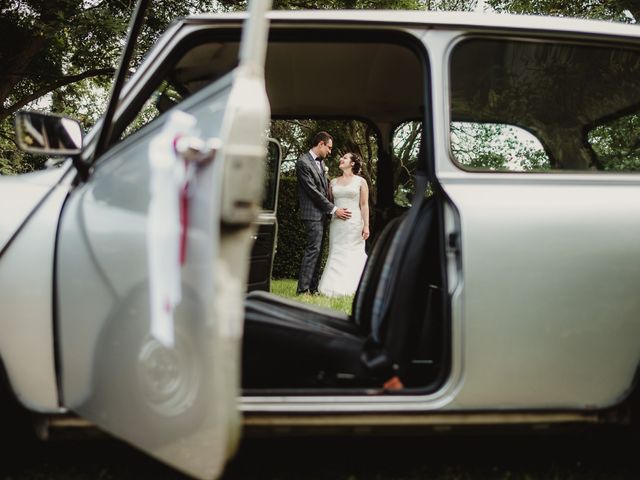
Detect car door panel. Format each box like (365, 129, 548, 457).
(425, 28, 640, 410)
(439, 176, 640, 408)
(55, 2, 271, 475)
(56, 78, 235, 479)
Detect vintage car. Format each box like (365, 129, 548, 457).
(3, 1, 640, 478)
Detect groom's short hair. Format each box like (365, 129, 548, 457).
(311, 131, 333, 147)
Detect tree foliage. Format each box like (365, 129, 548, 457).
(0, 0, 213, 174)
(2, 0, 638, 175)
(485, 0, 640, 21)
(219, 0, 427, 10)
(451, 122, 550, 171)
(270, 118, 378, 208)
(588, 113, 640, 171)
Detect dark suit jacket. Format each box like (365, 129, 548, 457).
(296, 152, 334, 221)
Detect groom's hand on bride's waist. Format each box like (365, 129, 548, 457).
(335, 208, 352, 220)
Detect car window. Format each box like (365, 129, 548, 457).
(451, 122, 550, 172)
(449, 38, 640, 172)
(391, 120, 548, 206)
(121, 81, 184, 139)
(117, 40, 241, 143)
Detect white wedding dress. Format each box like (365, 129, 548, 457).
(318, 176, 368, 297)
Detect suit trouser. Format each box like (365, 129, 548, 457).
(297, 219, 326, 293)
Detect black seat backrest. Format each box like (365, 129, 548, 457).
(351, 214, 404, 333)
(361, 191, 439, 380)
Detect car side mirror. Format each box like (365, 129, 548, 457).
(15, 111, 83, 156)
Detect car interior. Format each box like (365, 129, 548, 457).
(117, 19, 640, 397)
(241, 30, 450, 394)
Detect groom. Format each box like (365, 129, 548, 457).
(296, 131, 351, 295)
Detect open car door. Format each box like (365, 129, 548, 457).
(54, 2, 271, 478)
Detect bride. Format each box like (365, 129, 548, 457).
(318, 152, 370, 297)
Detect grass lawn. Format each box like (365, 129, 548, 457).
(270, 278, 353, 315)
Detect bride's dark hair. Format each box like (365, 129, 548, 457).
(348, 152, 363, 175)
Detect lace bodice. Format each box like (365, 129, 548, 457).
(331, 176, 362, 219)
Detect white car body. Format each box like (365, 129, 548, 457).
(2, 7, 640, 479)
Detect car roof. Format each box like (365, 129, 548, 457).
(184, 10, 640, 40)
(171, 10, 640, 129)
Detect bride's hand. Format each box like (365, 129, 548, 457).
(362, 227, 370, 240)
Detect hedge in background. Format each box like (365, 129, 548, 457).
(272, 176, 329, 279)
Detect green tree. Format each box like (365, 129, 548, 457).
(391, 121, 422, 206)
(0, 0, 433, 175)
(5, 0, 635, 176)
(270, 118, 378, 199)
(588, 113, 640, 172)
(0, 0, 213, 174)
(452, 122, 550, 171)
(220, 0, 427, 10)
(486, 0, 640, 21)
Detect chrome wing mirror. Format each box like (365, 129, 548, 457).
(15, 111, 83, 156)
